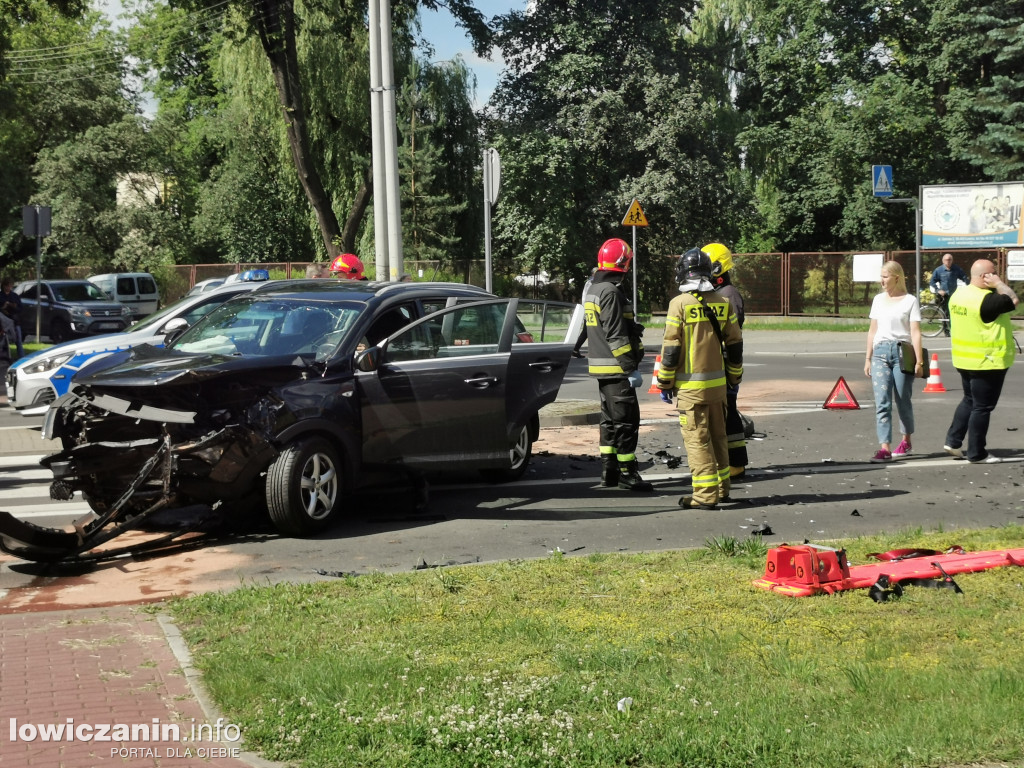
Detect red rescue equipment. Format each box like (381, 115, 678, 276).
(753, 543, 1024, 599)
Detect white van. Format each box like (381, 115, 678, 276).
(88, 272, 160, 318)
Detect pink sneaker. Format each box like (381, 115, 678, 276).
(870, 449, 892, 463)
(892, 439, 912, 457)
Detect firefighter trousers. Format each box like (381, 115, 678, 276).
(678, 401, 730, 505)
(597, 377, 641, 461)
(725, 388, 748, 471)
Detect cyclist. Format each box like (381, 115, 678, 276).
(929, 253, 968, 337)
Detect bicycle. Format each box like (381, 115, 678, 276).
(919, 301, 947, 338)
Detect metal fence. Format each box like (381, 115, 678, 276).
(687, 248, 1015, 318)
(52, 248, 1021, 317)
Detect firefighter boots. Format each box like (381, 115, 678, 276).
(617, 460, 653, 492)
(601, 455, 620, 487)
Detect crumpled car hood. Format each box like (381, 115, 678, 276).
(75, 343, 308, 389)
(66, 344, 315, 419)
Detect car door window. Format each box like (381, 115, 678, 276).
(514, 300, 578, 343)
(365, 303, 415, 345)
(386, 302, 506, 362)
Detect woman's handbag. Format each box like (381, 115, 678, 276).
(898, 341, 928, 378)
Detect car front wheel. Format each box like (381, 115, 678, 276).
(480, 423, 533, 483)
(266, 436, 342, 535)
(50, 318, 71, 343)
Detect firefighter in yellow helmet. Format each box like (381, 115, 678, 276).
(704, 242, 747, 478)
(658, 248, 743, 509)
(584, 238, 653, 492)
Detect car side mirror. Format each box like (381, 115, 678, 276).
(355, 346, 380, 372)
(162, 317, 188, 335)
(164, 325, 188, 346)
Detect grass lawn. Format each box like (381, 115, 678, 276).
(168, 526, 1024, 768)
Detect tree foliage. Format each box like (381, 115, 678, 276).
(0, 2, 136, 274)
(487, 0, 746, 306)
(964, 0, 1024, 176)
(2, 0, 1022, 291)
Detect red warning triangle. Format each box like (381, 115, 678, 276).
(823, 376, 860, 410)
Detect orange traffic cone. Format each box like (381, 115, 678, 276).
(648, 355, 663, 394)
(923, 353, 947, 393)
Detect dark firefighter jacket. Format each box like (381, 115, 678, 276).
(584, 271, 644, 379)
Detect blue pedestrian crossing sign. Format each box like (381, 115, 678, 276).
(872, 165, 893, 197)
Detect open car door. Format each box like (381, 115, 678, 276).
(357, 298, 579, 473)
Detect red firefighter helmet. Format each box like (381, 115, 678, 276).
(597, 238, 633, 272)
(329, 253, 365, 280)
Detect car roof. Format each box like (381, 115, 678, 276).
(18, 279, 95, 286)
(247, 280, 491, 301)
(88, 272, 153, 278)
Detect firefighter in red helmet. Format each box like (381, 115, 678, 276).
(330, 253, 367, 280)
(584, 238, 653, 492)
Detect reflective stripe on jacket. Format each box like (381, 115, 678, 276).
(658, 290, 743, 407)
(585, 272, 644, 379)
(949, 284, 1015, 370)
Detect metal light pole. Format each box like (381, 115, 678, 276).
(482, 148, 500, 293)
(368, 0, 403, 280)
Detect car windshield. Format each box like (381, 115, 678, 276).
(54, 283, 109, 302)
(171, 296, 364, 360)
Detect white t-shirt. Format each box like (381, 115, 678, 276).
(869, 293, 921, 343)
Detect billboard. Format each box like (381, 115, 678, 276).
(921, 182, 1023, 249)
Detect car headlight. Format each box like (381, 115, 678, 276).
(69, 308, 91, 318)
(23, 352, 74, 375)
(121, 306, 134, 317)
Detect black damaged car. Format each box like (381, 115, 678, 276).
(0, 281, 581, 562)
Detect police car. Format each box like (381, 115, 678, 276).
(7, 273, 272, 414)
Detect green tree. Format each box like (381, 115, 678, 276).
(0, 3, 135, 271)
(964, 0, 1024, 177)
(0, 0, 86, 76)
(488, 0, 746, 309)
(397, 57, 475, 267)
(146, 0, 490, 262)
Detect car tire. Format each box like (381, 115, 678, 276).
(50, 318, 71, 343)
(480, 423, 533, 483)
(265, 436, 342, 535)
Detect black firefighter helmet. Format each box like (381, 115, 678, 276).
(675, 247, 713, 284)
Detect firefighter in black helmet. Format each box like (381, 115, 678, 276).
(658, 247, 743, 509)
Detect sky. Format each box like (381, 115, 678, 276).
(415, 0, 526, 107)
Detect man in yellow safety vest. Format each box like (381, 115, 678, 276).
(943, 258, 1018, 463)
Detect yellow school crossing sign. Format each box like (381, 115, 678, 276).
(621, 198, 648, 227)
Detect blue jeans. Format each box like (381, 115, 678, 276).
(944, 368, 1007, 461)
(870, 340, 915, 445)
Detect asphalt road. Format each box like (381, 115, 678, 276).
(1, 329, 1022, 608)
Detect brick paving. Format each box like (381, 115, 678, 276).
(0, 607, 266, 767)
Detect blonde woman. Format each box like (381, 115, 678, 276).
(864, 261, 924, 462)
